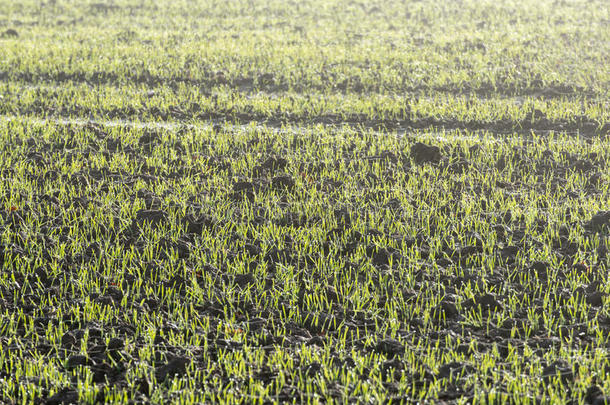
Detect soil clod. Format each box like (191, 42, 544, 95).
(411, 142, 442, 165)
(1, 29, 18, 38)
(587, 211, 610, 233)
(134, 209, 168, 229)
(45, 388, 79, 405)
(272, 175, 295, 190)
(375, 338, 405, 358)
(542, 361, 574, 384)
(155, 357, 191, 382)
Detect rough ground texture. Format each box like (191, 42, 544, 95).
(0, 0, 608, 403)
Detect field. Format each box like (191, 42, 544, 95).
(0, 0, 609, 403)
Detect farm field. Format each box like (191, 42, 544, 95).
(0, 0, 609, 403)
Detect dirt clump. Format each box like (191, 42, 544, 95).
(1, 29, 18, 38)
(411, 142, 442, 164)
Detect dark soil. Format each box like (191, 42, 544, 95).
(1, 29, 19, 38)
(2, 98, 607, 138)
(0, 118, 608, 403)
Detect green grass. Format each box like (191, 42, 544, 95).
(0, 0, 609, 404)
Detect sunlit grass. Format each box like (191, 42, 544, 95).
(0, 0, 608, 403)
